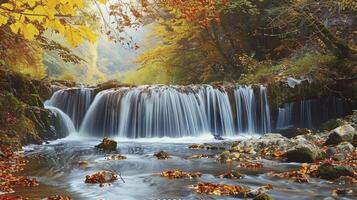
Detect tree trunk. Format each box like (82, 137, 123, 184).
(304, 13, 351, 59)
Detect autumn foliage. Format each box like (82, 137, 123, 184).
(0, 142, 39, 194)
(160, 169, 202, 179)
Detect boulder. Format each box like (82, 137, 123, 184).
(325, 125, 356, 145)
(317, 163, 354, 180)
(286, 142, 322, 163)
(95, 137, 117, 151)
(336, 142, 354, 153)
(279, 128, 312, 138)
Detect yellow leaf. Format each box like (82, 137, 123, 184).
(46, 19, 65, 34)
(27, 0, 38, 7)
(32, 5, 47, 15)
(0, 15, 8, 26)
(46, 0, 58, 9)
(23, 23, 39, 40)
(79, 26, 97, 43)
(65, 27, 83, 47)
(10, 22, 23, 34)
(60, 3, 75, 15)
(1, 3, 14, 10)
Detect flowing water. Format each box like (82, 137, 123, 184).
(15, 137, 354, 200)
(14, 84, 355, 199)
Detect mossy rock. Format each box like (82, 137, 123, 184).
(95, 137, 117, 151)
(19, 94, 43, 107)
(286, 145, 322, 163)
(317, 163, 354, 180)
(325, 125, 355, 145)
(253, 193, 274, 200)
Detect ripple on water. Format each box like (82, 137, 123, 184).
(15, 139, 356, 200)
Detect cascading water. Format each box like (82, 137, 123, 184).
(234, 86, 271, 134)
(79, 85, 239, 137)
(45, 86, 94, 129)
(44, 85, 273, 138)
(44, 103, 76, 136)
(276, 103, 294, 130)
(275, 96, 352, 130)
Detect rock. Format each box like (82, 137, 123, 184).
(153, 150, 171, 159)
(219, 170, 244, 179)
(317, 163, 354, 180)
(85, 171, 118, 184)
(325, 125, 356, 145)
(353, 134, 357, 147)
(319, 119, 347, 131)
(326, 147, 336, 159)
(335, 176, 355, 184)
(286, 143, 322, 163)
(214, 135, 224, 140)
(336, 142, 354, 153)
(332, 153, 345, 161)
(95, 137, 117, 151)
(331, 188, 353, 197)
(279, 128, 312, 138)
(253, 193, 274, 200)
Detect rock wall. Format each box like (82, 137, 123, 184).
(0, 69, 65, 146)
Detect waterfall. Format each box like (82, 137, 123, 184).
(79, 85, 240, 137)
(44, 84, 273, 138)
(45, 86, 94, 130)
(276, 103, 294, 130)
(234, 86, 271, 134)
(275, 96, 351, 130)
(44, 104, 76, 136)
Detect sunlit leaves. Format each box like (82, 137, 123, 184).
(0, 0, 106, 47)
(23, 23, 40, 40)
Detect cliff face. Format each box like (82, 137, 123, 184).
(0, 69, 65, 146)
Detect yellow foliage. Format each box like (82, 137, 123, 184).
(0, 0, 105, 47)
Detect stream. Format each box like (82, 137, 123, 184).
(14, 136, 353, 200)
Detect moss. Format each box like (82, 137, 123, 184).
(239, 53, 336, 85)
(317, 163, 354, 180)
(19, 94, 43, 107)
(0, 71, 56, 145)
(286, 146, 321, 163)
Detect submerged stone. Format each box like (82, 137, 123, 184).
(95, 137, 117, 151)
(154, 150, 171, 159)
(317, 163, 354, 180)
(253, 193, 274, 200)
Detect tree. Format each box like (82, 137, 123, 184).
(266, 0, 357, 59)
(0, 0, 107, 47)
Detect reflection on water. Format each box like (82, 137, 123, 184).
(15, 137, 353, 200)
